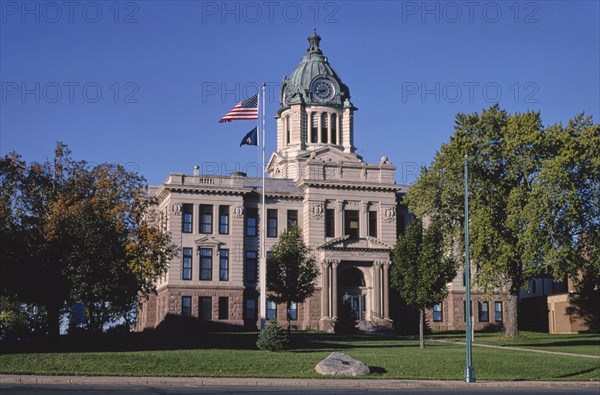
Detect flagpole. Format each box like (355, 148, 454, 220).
(259, 83, 267, 331)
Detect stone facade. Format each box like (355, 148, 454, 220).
(136, 32, 409, 333)
(136, 31, 510, 334)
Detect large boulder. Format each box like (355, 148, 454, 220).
(315, 352, 370, 377)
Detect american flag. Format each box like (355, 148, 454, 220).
(219, 95, 258, 123)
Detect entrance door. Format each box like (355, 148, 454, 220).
(343, 294, 362, 320)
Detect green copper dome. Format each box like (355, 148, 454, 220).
(281, 30, 351, 107)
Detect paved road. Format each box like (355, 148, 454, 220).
(1, 384, 599, 395)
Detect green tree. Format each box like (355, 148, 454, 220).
(0, 143, 177, 335)
(406, 105, 599, 337)
(391, 217, 456, 348)
(266, 227, 319, 333)
(256, 318, 289, 351)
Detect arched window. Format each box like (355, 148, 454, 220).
(285, 115, 291, 145)
(321, 113, 328, 143)
(310, 112, 318, 143)
(330, 113, 337, 144)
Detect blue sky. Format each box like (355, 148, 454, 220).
(1, 0, 598, 185)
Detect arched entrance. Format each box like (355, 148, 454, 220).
(338, 266, 367, 321)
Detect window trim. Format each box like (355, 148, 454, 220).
(287, 210, 298, 229)
(267, 209, 278, 238)
(182, 247, 193, 280)
(495, 301, 503, 322)
(479, 301, 490, 322)
(245, 251, 257, 283)
(199, 296, 212, 320)
(245, 298, 257, 320)
(433, 303, 443, 322)
(246, 207, 258, 237)
(267, 300, 277, 319)
(218, 297, 229, 320)
(199, 204, 213, 234)
(219, 249, 229, 281)
(325, 208, 335, 238)
(219, 205, 229, 235)
(182, 204, 193, 233)
(368, 210, 378, 238)
(182, 296, 192, 317)
(199, 248, 213, 281)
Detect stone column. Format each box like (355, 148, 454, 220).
(321, 261, 330, 318)
(360, 201, 368, 238)
(335, 200, 344, 238)
(373, 261, 381, 317)
(331, 260, 339, 318)
(383, 261, 391, 319)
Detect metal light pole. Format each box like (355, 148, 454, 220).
(464, 139, 500, 383)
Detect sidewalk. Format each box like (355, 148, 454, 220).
(1, 375, 599, 389)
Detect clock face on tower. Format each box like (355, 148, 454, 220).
(311, 79, 336, 103)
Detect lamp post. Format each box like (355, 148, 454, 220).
(464, 138, 500, 383)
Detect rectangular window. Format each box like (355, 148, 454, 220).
(287, 210, 298, 229)
(199, 204, 213, 234)
(396, 213, 405, 236)
(479, 301, 489, 322)
(199, 296, 211, 320)
(219, 205, 229, 235)
(219, 249, 229, 281)
(218, 297, 229, 320)
(368, 210, 378, 238)
(433, 303, 443, 322)
(463, 301, 472, 323)
(246, 207, 258, 237)
(325, 209, 335, 237)
(182, 204, 193, 233)
(182, 247, 192, 280)
(289, 302, 298, 321)
(245, 251, 257, 282)
(344, 210, 359, 240)
(495, 301, 503, 322)
(267, 300, 277, 319)
(267, 209, 278, 238)
(199, 248, 212, 281)
(245, 298, 257, 320)
(182, 296, 192, 317)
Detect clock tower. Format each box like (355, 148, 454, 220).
(268, 30, 360, 179)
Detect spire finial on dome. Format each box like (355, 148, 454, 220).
(307, 29, 322, 54)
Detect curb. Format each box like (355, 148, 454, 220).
(1, 375, 599, 389)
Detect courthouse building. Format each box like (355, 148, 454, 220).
(136, 32, 508, 333)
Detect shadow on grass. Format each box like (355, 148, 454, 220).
(513, 340, 600, 349)
(369, 366, 388, 374)
(558, 366, 599, 378)
(1, 328, 414, 355)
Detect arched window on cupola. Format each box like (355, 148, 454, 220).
(321, 113, 328, 143)
(285, 115, 291, 145)
(310, 112, 318, 143)
(330, 113, 337, 145)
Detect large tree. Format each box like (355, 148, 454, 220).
(391, 217, 456, 349)
(266, 227, 319, 333)
(406, 105, 599, 337)
(0, 143, 177, 335)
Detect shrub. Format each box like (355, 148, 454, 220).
(256, 319, 289, 351)
(334, 301, 358, 334)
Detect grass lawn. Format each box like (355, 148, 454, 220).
(1, 332, 599, 381)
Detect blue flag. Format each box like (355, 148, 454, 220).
(240, 127, 258, 147)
